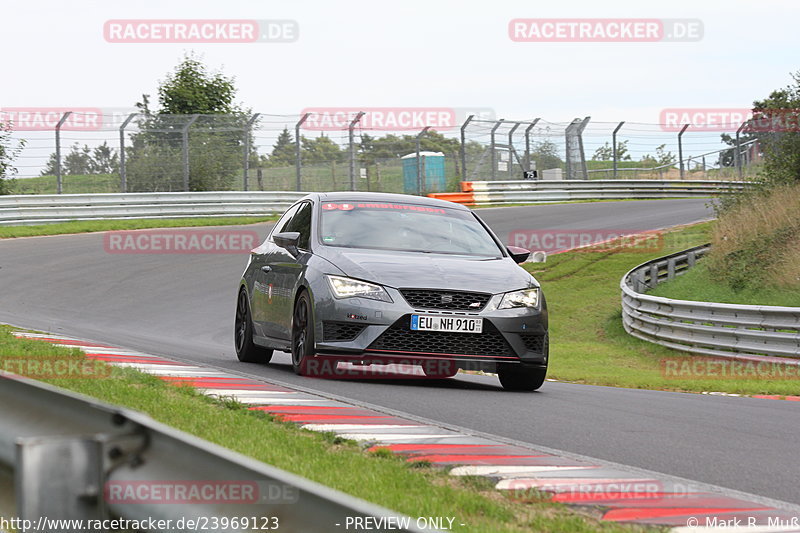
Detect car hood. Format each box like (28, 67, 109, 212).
(324, 248, 536, 294)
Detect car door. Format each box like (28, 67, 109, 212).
(251, 203, 299, 339)
(267, 200, 314, 340)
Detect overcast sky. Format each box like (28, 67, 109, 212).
(3, 0, 798, 121)
(2, 0, 798, 177)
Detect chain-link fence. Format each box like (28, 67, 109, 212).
(3, 111, 771, 195)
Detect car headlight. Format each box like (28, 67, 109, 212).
(326, 275, 392, 303)
(498, 287, 540, 309)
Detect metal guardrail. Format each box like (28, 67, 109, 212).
(621, 244, 800, 361)
(0, 372, 427, 532)
(463, 180, 748, 205)
(0, 192, 306, 226)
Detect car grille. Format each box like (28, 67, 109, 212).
(520, 333, 547, 353)
(368, 315, 514, 357)
(400, 289, 491, 311)
(322, 322, 367, 342)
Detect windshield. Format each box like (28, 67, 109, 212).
(318, 201, 503, 257)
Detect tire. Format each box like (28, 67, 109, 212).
(291, 291, 315, 375)
(234, 289, 273, 363)
(498, 363, 547, 391)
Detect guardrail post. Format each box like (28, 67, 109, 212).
(294, 112, 309, 191)
(667, 257, 676, 280)
(54, 112, 72, 194)
(243, 113, 260, 192)
(118, 113, 136, 193)
(415, 126, 431, 194)
(612, 121, 625, 179)
(524, 118, 540, 173)
(17, 436, 106, 520)
(460, 115, 474, 180)
(735, 121, 747, 179)
(678, 124, 690, 179)
(348, 112, 365, 191)
(181, 115, 200, 191)
(490, 120, 504, 180)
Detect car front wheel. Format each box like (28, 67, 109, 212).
(291, 291, 315, 375)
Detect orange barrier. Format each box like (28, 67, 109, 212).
(460, 181, 474, 193)
(426, 192, 475, 205)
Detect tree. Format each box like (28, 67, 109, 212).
(751, 70, 800, 184)
(91, 141, 119, 174)
(264, 128, 296, 167)
(1, 122, 25, 194)
(301, 134, 343, 164)
(591, 140, 631, 161)
(530, 140, 563, 170)
(63, 143, 93, 175)
(40, 141, 119, 176)
(157, 53, 239, 115)
(640, 144, 677, 167)
(126, 53, 247, 191)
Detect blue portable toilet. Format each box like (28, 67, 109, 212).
(401, 151, 446, 194)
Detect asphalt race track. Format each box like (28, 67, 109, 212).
(3, 198, 799, 506)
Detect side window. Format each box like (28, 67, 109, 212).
(283, 202, 313, 250)
(269, 203, 300, 242)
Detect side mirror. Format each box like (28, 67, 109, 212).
(273, 231, 301, 256)
(507, 246, 531, 264)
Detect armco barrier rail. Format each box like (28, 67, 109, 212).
(429, 180, 748, 205)
(0, 191, 306, 226)
(621, 244, 800, 361)
(0, 372, 427, 531)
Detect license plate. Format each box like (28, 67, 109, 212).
(410, 315, 483, 334)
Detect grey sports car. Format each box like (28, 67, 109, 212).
(235, 192, 549, 391)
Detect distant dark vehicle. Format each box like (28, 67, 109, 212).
(235, 192, 548, 391)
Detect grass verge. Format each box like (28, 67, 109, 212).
(0, 326, 646, 533)
(648, 261, 800, 306)
(528, 222, 800, 396)
(0, 216, 277, 239)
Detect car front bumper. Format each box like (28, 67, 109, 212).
(311, 285, 548, 371)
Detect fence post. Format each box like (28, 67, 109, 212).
(348, 112, 365, 191)
(612, 121, 625, 179)
(118, 113, 136, 193)
(678, 123, 689, 179)
(181, 115, 200, 192)
(54, 112, 72, 194)
(565, 116, 590, 180)
(490, 120, 504, 181)
(460, 115, 474, 181)
(416, 126, 431, 195)
(524, 118, 540, 173)
(242, 113, 260, 192)
(294, 112, 310, 191)
(577, 117, 590, 180)
(735, 121, 747, 179)
(507, 123, 520, 178)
